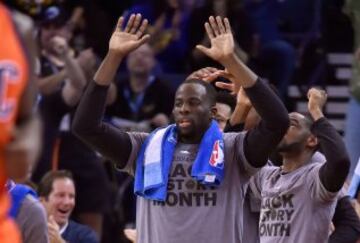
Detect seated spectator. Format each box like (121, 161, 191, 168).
(7, 180, 49, 243)
(33, 6, 109, 237)
(243, 0, 296, 99)
(106, 43, 174, 132)
(38, 170, 99, 243)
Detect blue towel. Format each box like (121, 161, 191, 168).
(134, 120, 225, 201)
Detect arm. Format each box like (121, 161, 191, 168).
(16, 196, 49, 243)
(48, 36, 87, 107)
(229, 87, 252, 126)
(5, 14, 42, 183)
(308, 88, 350, 192)
(37, 70, 67, 95)
(72, 14, 150, 168)
(197, 16, 289, 167)
(329, 196, 360, 243)
(61, 50, 87, 106)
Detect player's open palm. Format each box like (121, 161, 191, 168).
(196, 16, 234, 63)
(109, 14, 150, 57)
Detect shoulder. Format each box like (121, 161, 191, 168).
(66, 220, 99, 243)
(20, 195, 44, 212)
(128, 132, 149, 146)
(16, 195, 47, 226)
(11, 9, 34, 36)
(223, 132, 246, 143)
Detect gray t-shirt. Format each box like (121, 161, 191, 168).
(249, 162, 338, 243)
(125, 132, 258, 243)
(15, 195, 49, 243)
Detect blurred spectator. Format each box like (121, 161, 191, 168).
(124, 0, 191, 72)
(243, 0, 296, 99)
(7, 180, 49, 243)
(32, 6, 110, 237)
(343, 0, 360, 178)
(106, 43, 174, 132)
(1, 2, 42, 242)
(38, 170, 99, 243)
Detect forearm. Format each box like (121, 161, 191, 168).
(72, 81, 132, 168)
(315, 118, 350, 192)
(243, 79, 289, 167)
(220, 53, 257, 88)
(63, 54, 87, 90)
(94, 52, 123, 86)
(37, 70, 66, 95)
(229, 103, 251, 126)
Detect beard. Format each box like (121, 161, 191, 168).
(276, 140, 304, 153)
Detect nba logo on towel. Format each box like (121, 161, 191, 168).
(209, 140, 224, 168)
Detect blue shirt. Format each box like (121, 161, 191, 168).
(62, 220, 99, 243)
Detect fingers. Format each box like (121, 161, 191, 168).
(215, 82, 235, 93)
(138, 34, 151, 46)
(124, 14, 136, 33)
(216, 16, 226, 34)
(136, 19, 148, 38)
(130, 14, 142, 34)
(124, 14, 148, 38)
(205, 16, 230, 38)
(205, 22, 215, 39)
(115, 16, 124, 32)
(196, 44, 211, 57)
(224, 18, 231, 33)
(203, 71, 222, 83)
(216, 70, 233, 80)
(209, 16, 220, 36)
(307, 87, 327, 99)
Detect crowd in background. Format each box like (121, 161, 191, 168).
(2, 0, 360, 242)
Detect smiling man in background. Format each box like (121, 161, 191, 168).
(38, 170, 99, 243)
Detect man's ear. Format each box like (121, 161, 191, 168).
(306, 134, 318, 150)
(211, 106, 217, 119)
(39, 196, 46, 204)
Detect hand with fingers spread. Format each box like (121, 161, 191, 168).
(307, 88, 327, 121)
(94, 13, 150, 86)
(196, 16, 234, 63)
(109, 13, 150, 58)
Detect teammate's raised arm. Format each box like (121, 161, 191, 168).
(72, 14, 150, 169)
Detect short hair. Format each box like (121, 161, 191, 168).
(38, 170, 74, 198)
(300, 113, 314, 131)
(216, 91, 236, 111)
(181, 79, 217, 106)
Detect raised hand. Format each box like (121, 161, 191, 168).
(186, 67, 221, 83)
(50, 36, 69, 57)
(196, 16, 235, 63)
(307, 88, 327, 120)
(214, 70, 251, 106)
(109, 14, 150, 58)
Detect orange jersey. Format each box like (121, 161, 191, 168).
(0, 3, 30, 242)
